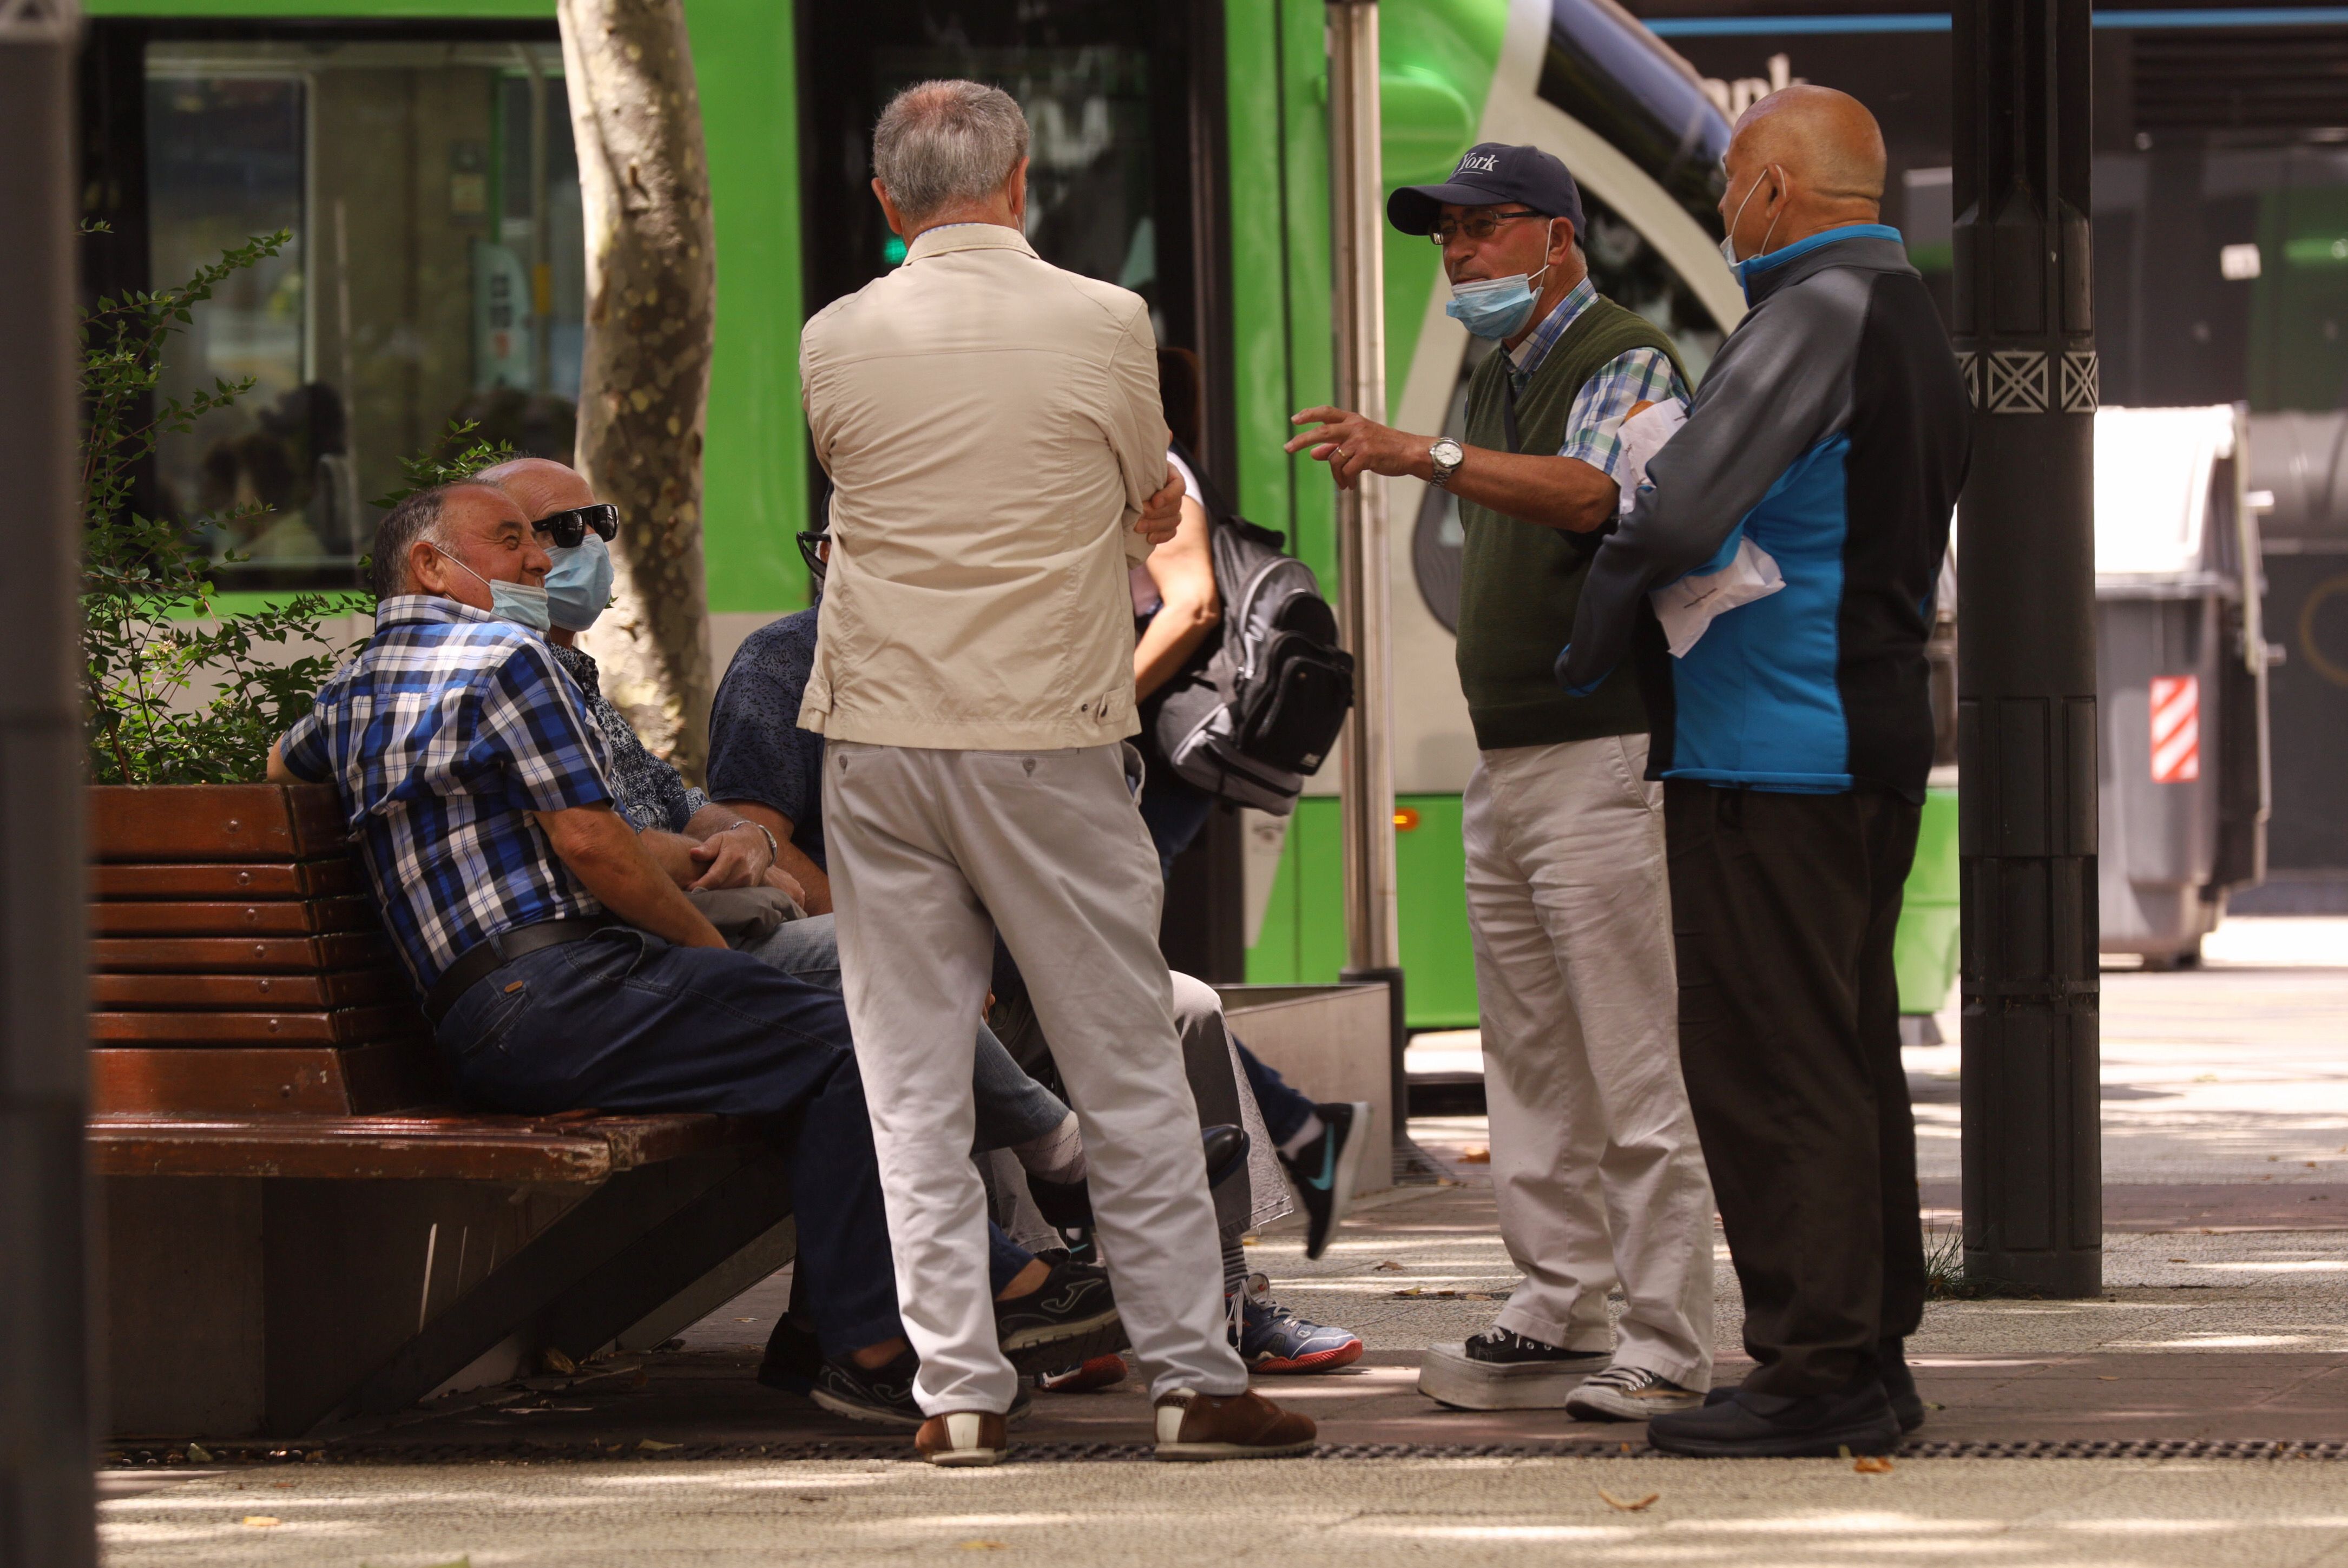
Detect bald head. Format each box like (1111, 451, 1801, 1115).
(477, 456, 594, 524)
(1719, 84, 1887, 261)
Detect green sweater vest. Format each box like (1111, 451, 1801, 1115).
(1454, 297, 1682, 750)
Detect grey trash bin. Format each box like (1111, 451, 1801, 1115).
(2093, 406, 2271, 968)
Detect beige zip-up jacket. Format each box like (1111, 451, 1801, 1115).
(797, 223, 1169, 750)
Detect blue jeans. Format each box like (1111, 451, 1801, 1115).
(738, 914, 1069, 1151)
(1139, 772, 1215, 880)
(436, 927, 904, 1357)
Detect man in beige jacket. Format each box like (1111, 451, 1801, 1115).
(800, 78, 1313, 1467)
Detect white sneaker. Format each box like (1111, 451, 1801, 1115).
(1417, 1328, 1610, 1411)
(1563, 1363, 1702, 1422)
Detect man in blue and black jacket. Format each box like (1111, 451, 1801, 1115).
(1559, 86, 1970, 1458)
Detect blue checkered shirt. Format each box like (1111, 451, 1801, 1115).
(280, 595, 615, 992)
(1508, 276, 1690, 479)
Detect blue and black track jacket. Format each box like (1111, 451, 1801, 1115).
(1558, 226, 1970, 801)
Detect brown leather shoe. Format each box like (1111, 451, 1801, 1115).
(915, 1410, 1008, 1467)
(1152, 1388, 1316, 1460)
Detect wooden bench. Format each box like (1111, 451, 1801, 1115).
(91, 785, 796, 1440)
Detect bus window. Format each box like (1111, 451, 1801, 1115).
(137, 38, 580, 592)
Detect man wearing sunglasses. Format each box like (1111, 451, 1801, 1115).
(1285, 142, 1715, 1426)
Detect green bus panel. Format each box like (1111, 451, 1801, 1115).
(1246, 794, 1479, 1031)
(1895, 785, 1961, 1016)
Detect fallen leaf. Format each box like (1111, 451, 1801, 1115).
(637, 1438, 679, 1452)
(1598, 1490, 1659, 1512)
(734, 1317, 758, 1323)
(956, 1544, 1008, 1552)
(186, 1443, 212, 1464)
(1853, 1456, 1895, 1474)
(1373, 1260, 1405, 1272)
(542, 1348, 577, 1375)
(1458, 1145, 1492, 1164)
(241, 1516, 280, 1528)
(2097, 1375, 2119, 1381)
(2168, 1258, 2189, 1264)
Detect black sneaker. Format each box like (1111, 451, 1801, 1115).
(757, 1314, 821, 1393)
(807, 1346, 1035, 1429)
(1880, 1338, 1925, 1433)
(1278, 1101, 1371, 1261)
(994, 1256, 1128, 1373)
(1647, 1381, 1902, 1458)
(1417, 1327, 1610, 1411)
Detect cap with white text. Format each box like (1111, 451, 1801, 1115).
(1387, 142, 1586, 239)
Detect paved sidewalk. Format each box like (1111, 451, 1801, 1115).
(98, 918, 2348, 1566)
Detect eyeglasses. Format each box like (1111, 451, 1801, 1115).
(1428, 209, 1547, 246)
(795, 530, 829, 583)
(531, 503, 620, 549)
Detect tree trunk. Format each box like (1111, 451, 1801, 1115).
(558, 0, 715, 779)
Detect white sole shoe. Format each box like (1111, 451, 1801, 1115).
(1417, 1342, 1608, 1411)
(1564, 1380, 1704, 1422)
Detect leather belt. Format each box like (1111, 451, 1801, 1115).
(424, 916, 615, 1026)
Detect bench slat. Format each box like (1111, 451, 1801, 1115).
(90, 1006, 420, 1045)
(91, 1040, 442, 1115)
(91, 860, 361, 901)
(91, 934, 397, 974)
(91, 898, 379, 938)
(91, 970, 408, 1011)
(89, 1111, 745, 1182)
(90, 783, 348, 863)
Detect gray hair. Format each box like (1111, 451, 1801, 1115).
(872, 80, 1029, 227)
(371, 485, 455, 601)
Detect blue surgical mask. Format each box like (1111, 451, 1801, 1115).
(1445, 263, 1550, 340)
(1719, 164, 1785, 293)
(545, 536, 616, 632)
(434, 544, 551, 634)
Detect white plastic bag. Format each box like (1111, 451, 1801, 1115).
(1613, 400, 1785, 657)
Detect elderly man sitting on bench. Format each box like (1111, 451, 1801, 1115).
(268, 479, 1118, 1429)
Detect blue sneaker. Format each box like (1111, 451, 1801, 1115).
(1233, 1273, 1363, 1374)
(1277, 1100, 1370, 1261)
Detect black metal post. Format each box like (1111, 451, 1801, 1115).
(1951, 0, 2102, 1298)
(0, 1, 98, 1560)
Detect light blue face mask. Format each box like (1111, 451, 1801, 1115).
(545, 536, 616, 633)
(1719, 163, 1785, 295)
(1445, 262, 1551, 340)
(435, 544, 551, 633)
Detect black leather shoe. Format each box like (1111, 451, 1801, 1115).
(1880, 1338, 1925, 1433)
(1202, 1123, 1251, 1187)
(757, 1313, 821, 1393)
(1647, 1382, 1902, 1458)
(1027, 1125, 1249, 1232)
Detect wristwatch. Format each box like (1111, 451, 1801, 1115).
(1429, 437, 1465, 489)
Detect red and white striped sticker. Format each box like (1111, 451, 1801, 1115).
(2149, 674, 2200, 783)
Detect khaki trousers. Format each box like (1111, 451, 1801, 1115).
(824, 740, 1248, 1414)
(1463, 735, 1715, 1388)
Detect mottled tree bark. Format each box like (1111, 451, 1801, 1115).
(559, 0, 715, 779)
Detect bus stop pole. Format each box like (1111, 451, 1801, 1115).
(1951, 0, 2103, 1297)
(1325, 0, 1412, 1162)
(0, 1, 99, 1560)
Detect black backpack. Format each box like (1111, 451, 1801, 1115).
(1148, 447, 1355, 814)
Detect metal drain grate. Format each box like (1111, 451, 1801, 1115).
(106, 1438, 2348, 1467)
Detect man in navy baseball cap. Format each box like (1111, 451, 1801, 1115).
(1386, 141, 1586, 239)
(1286, 139, 1715, 1427)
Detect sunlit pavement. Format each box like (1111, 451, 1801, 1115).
(97, 918, 2348, 1566)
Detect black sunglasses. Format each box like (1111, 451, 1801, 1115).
(531, 503, 620, 548)
(795, 530, 830, 582)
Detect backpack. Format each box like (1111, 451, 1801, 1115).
(1148, 446, 1355, 815)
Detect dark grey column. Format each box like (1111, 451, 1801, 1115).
(0, 1, 98, 1561)
(1951, 0, 2102, 1298)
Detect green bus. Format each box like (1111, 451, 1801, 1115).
(77, 0, 1956, 1030)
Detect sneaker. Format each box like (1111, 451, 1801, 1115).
(994, 1256, 1128, 1373)
(1417, 1326, 1610, 1411)
(1647, 1382, 1901, 1458)
(1152, 1388, 1317, 1461)
(1563, 1364, 1702, 1422)
(1037, 1353, 1127, 1393)
(1278, 1101, 1371, 1261)
(755, 1313, 821, 1394)
(807, 1348, 924, 1427)
(916, 1410, 1009, 1468)
(1880, 1338, 1925, 1433)
(1233, 1273, 1363, 1374)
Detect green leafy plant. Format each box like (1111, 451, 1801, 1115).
(80, 226, 375, 785)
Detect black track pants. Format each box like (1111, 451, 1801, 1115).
(1665, 781, 1928, 1397)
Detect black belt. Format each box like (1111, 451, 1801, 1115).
(424, 916, 615, 1026)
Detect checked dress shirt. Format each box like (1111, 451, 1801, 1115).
(279, 594, 615, 992)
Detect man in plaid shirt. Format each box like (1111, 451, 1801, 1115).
(268, 480, 1093, 1425)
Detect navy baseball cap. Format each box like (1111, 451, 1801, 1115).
(1388, 142, 1586, 239)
